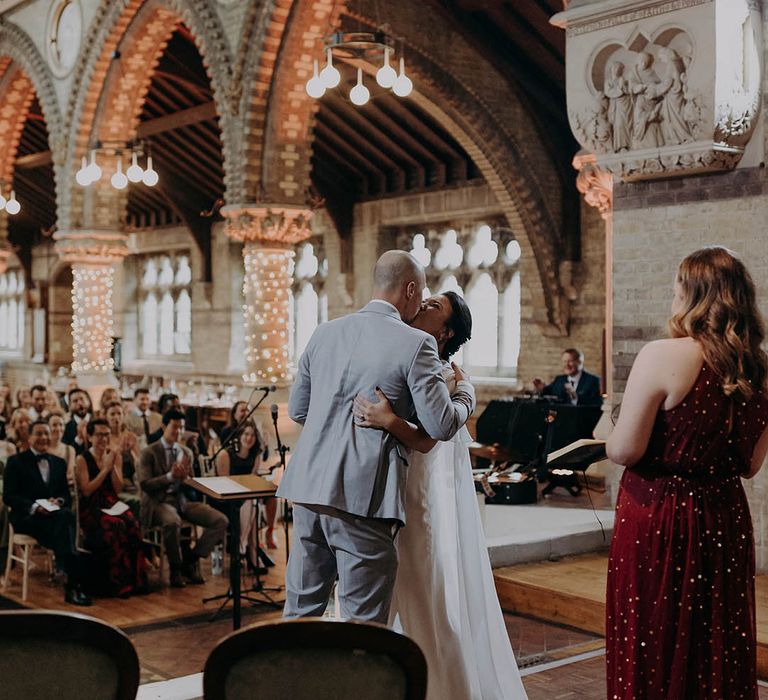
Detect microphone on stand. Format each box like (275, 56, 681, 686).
(270, 403, 292, 557)
(255, 385, 277, 393)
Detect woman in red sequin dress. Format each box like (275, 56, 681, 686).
(606, 247, 768, 699)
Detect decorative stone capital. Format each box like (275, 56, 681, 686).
(53, 230, 130, 265)
(553, 0, 762, 180)
(573, 151, 614, 218)
(221, 204, 313, 247)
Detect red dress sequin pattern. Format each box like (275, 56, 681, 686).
(607, 363, 768, 699)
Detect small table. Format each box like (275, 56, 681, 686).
(187, 475, 277, 630)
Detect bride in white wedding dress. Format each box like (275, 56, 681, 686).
(354, 292, 528, 700)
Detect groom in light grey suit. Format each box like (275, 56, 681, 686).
(278, 250, 475, 623)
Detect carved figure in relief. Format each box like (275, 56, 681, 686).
(653, 47, 693, 143)
(629, 52, 664, 149)
(603, 61, 632, 150)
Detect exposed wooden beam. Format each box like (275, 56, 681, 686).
(313, 120, 387, 194)
(15, 150, 52, 169)
(325, 95, 424, 173)
(316, 108, 400, 173)
(137, 101, 217, 138)
(361, 101, 441, 167)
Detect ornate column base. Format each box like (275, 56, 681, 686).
(53, 230, 129, 385)
(222, 205, 312, 386)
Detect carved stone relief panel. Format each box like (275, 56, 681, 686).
(553, 0, 761, 180)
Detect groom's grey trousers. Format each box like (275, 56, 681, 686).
(284, 503, 399, 623)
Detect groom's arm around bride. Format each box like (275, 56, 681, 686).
(277, 251, 475, 623)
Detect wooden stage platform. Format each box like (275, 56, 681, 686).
(493, 553, 768, 677)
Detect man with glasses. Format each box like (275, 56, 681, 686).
(3, 420, 92, 605)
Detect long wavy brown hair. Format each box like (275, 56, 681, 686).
(669, 246, 767, 399)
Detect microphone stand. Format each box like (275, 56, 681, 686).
(202, 386, 281, 620)
(272, 407, 291, 559)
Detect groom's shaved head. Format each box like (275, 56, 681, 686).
(373, 251, 423, 293)
(372, 251, 425, 323)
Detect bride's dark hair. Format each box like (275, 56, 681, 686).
(441, 291, 472, 360)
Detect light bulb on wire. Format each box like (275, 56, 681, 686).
(126, 151, 144, 183)
(142, 156, 159, 186)
(5, 191, 20, 215)
(111, 157, 128, 190)
(319, 48, 340, 89)
(393, 57, 413, 97)
(76, 156, 92, 186)
(86, 149, 102, 182)
(376, 48, 397, 88)
(0, 190, 7, 210)
(305, 60, 326, 98)
(349, 68, 370, 106)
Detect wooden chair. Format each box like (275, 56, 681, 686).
(203, 618, 428, 700)
(1, 523, 53, 601)
(0, 610, 140, 700)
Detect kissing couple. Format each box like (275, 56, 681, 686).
(277, 250, 528, 700)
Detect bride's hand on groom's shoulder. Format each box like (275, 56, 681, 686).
(451, 362, 468, 383)
(353, 388, 394, 430)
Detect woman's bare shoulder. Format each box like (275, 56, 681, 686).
(638, 337, 702, 363)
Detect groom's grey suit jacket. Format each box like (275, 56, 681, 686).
(277, 300, 475, 524)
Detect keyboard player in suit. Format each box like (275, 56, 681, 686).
(533, 348, 603, 407)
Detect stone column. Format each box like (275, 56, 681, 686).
(53, 230, 129, 393)
(573, 151, 614, 399)
(221, 205, 312, 386)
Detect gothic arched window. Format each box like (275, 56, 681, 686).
(402, 222, 521, 378)
(291, 240, 327, 361)
(0, 270, 25, 352)
(138, 253, 193, 358)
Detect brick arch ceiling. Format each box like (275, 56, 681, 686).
(60, 0, 233, 230)
(0, 23, 64, 253)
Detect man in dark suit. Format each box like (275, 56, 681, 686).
(533, 348, 603, 406)
(3, 420, 91, 605)
(138, 409, 228, 588)
(62, 387, 92, 455)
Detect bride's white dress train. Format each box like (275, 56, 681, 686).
(389, 422, 528, 700)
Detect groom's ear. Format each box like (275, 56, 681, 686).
(405, 281, 416, 299)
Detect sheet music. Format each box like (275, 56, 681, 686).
(193, 476, 252, 495)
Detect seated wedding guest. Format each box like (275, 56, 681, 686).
(0, 430, 16, 468)
(605, 247, 768, 698)
(28, 385, 50, 422)
(219, 401, 249, 448)
(0, 392, 11, 441)
(146, 394, 180, 445)
(7, 409, 31, 452)
(63, 388, 93, 455)
(97, 388, 120, 418)
(104, 401, 141, 514)
(3, 420, 91, 605)
(14, 386, 31, 410)
(47, 412, 76, 487)
(75, 419, 147, 597)
(125, 388, 162, 444)
(532, 348, 602, 406)
(138, 409, 228, 587)
(216, 421, 273, 566)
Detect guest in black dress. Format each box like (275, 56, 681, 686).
(216, 421, 266, 565)
(75, 418, 147, 597)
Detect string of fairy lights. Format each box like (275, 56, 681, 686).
(242, 244, 295, 384)
(70, 265, 116, 373)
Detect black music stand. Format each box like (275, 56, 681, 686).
(189, 475, 282, 630)
(541, 405, 603, 496)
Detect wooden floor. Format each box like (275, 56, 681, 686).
(0, 534, 288, 630)
(494, 553, 768, 677)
